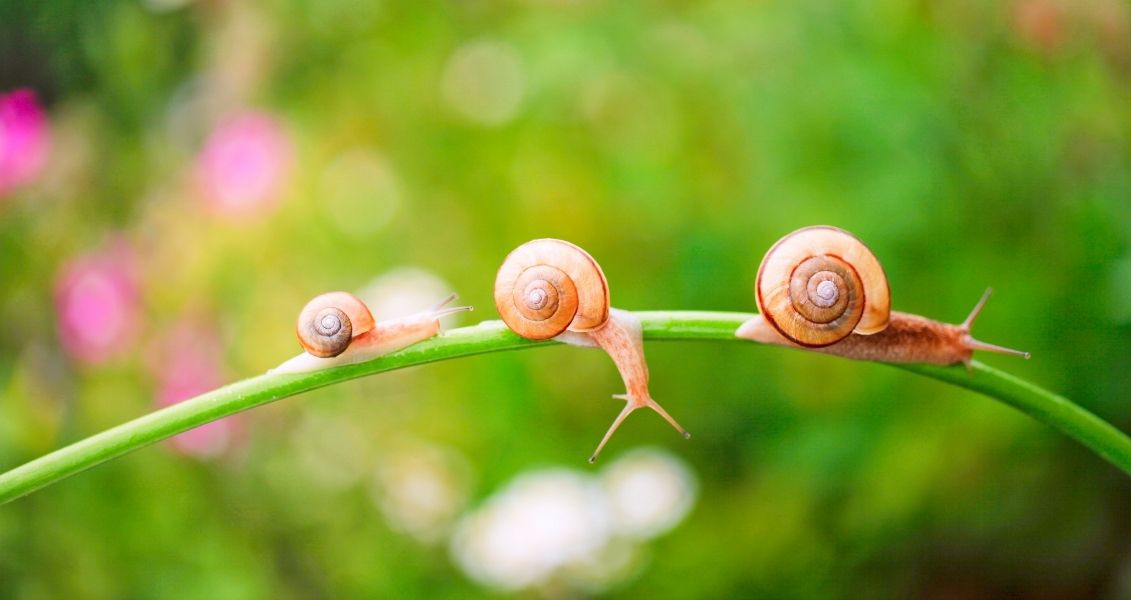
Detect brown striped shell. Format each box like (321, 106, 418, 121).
(296, 291, 376, 358)
(755, 226, 891, 347)
(494, 239, 610, 340)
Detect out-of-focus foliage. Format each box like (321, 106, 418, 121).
(1, 0, 1130, 597)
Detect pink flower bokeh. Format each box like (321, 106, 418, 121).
(194, 112, 293, 218)
(0, 88, 50, 197)
(1013, 0, 1065, 54)
(150, 318, 241, 458)
(54, 241, 140, 365)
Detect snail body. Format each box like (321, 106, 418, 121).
(736, 226, 1029, 367)
(271, 291, 471, 375)
(495, 239, 689, 462)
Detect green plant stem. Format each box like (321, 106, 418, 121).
(1, 311, 1127, 504)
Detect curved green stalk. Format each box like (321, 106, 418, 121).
(0, 311, 1127, 504)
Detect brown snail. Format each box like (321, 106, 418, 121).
(735, 226, 1030, 367)
(271, 291, 472, 374)
(296, 291, 375, 358)
(494, 239, 689, 462)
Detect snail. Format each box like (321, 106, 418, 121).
(494, 239, 689, 462)
(735, 226, 1030, 367)
(270, 291, 472, 374)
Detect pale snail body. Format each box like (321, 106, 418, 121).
(270, 291, 471, 375)
(494, 239, 689, 462)
(736, 226, 1030, 367)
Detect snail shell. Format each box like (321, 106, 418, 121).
(494, 239, 610, 340)
(296, 291, 376, 358)
(756, 226, 891, 347)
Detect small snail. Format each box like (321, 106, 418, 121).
(495, 239, 689, 462)
(270, 291, 472, 374)
(735, 226, 1030, 367)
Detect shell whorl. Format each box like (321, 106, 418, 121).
(494, 239, 610, 341)
(296, 291, 376, 358)
(755, 226, 890, 347)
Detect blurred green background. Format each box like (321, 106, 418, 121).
(2, 0, 1130, 597)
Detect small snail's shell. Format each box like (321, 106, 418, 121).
(296, 292, 376, 358)
(494, 239, 610, 340)
(756, 226, 890, 347)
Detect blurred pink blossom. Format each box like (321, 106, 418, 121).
(0, 88, 50, 196)
(1013, 0, 1065, 54)
(150, 318, 241, 458)
(194, 112, 293, 218)
(54, 241, 140, 364)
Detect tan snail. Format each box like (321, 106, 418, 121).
(735, 226, 1030, 367)
(494, 239, 689, 462)
(270, 291, 472, 374)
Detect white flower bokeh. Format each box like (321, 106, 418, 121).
(601, 448, 697, 540)
(451, 470, 610, 591)
(450, 448, 697, 592)
(371, 441, 472, 545)
(356, 267, 465, 324)
(441, 39, 526, 126)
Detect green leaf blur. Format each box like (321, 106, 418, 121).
(1, 0, 1129, 597)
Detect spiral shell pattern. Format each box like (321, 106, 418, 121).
(494, 239, 610, 340)
(296, 291, 376, 357)
(756, 226, 890, 347)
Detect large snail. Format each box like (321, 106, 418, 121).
(735, 226, 1030, 366)
(494, 239, 689, 462)
(270, 291, 471, 374)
